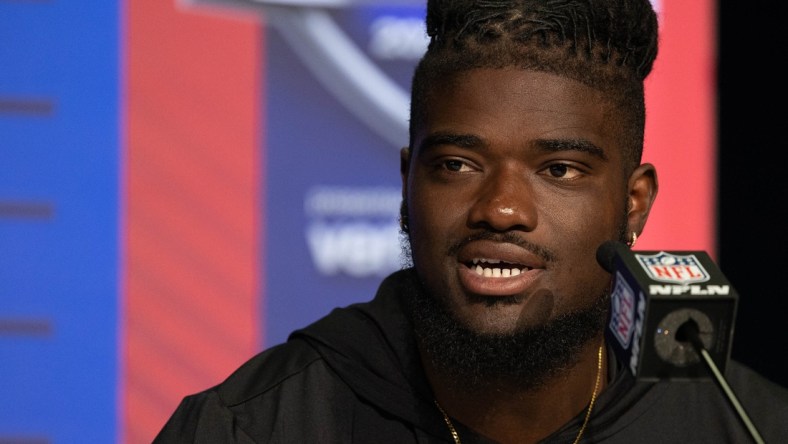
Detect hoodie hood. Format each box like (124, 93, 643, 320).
(288, 268, 449, 437)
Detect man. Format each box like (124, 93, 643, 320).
(155, 0, 788, 442)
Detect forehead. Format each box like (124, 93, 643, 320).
(417, 68, 622, 156)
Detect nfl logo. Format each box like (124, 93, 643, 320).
(635, 252, 710, 285)
(608, 271, 638, 348)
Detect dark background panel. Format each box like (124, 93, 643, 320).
(718, 1, 788, 388)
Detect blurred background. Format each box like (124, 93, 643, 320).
(0, 0, 784, 442)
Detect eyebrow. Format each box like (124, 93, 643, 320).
(418, 132, 608, 160)
(535, 138, 608, 160)
(417, 132, 485, 152)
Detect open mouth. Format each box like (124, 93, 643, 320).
(468, 258, 530, 277)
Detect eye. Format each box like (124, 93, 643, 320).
(441, 159, 474, 173)
(542, 163, 585, 180)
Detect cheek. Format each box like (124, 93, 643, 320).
(409, 185, 459, 230)
(541, 195, 621, 272)
(410, 203, 448, 249)
(541, 186, 623, 234)
(407, 195, 468, 259)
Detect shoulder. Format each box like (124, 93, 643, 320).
(592, 360, 788, 443)
(153, 389, 255, 444)
(725, 360, 788, 432)
(154, 339, 349, 442)
(725, 359, 788, 407)
(215, 339, 325, 405)
(726, 359, 788, 394)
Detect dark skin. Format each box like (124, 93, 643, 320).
(401, 68, 658, 443)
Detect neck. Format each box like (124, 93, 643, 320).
(424, 337, 607, 444)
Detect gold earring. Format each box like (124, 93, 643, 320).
(628, 231, 638, 248)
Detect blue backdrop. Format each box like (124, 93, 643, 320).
(0, 2, 120, 442)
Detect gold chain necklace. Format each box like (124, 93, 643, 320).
(435, 344, 604, 444)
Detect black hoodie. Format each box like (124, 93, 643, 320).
(155, 269, 788, 443)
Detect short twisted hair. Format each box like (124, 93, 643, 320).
(409, 0, 659, 170)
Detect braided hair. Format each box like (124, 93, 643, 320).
(409, 0, 659, 169)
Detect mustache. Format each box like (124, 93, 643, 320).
(446, 231, 556, 263)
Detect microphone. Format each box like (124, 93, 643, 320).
(597, 240, 765, 443)
(596, 240, 737, 381)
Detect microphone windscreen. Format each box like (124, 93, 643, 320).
(596, 240, 623, 273)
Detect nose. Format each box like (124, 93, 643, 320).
(467, 166, 536, 232)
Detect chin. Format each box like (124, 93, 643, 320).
(405, 278, 609, 389)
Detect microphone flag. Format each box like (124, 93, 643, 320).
(599, 241, 738, 381)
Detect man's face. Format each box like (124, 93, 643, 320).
(402, 68, 631, 337)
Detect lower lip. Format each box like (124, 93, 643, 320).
(457, 265, 541, 296)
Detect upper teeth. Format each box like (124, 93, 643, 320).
(471, 258, 525, 277)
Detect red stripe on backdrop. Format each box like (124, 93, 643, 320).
(121, 1, 264, 443)
(640, 0, 716, 255)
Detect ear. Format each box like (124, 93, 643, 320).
(400, 146, 411, 198)
(626, 163, 658, 239)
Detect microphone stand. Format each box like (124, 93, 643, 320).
(676, 320, 765, 444)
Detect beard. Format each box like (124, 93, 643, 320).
(397, 196, 631, 392)
(404, 278, 609, 392)
(399, 230, 610, 393)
